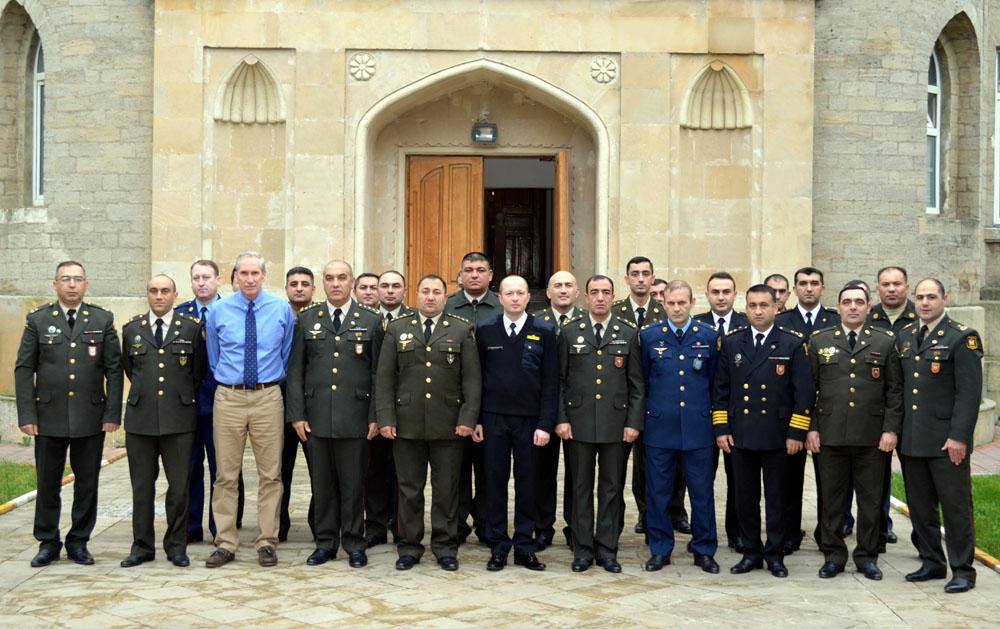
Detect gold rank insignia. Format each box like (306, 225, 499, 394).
(179, 356, 188, 366)
(817, 346, 837, 362)
(967, 335, 979, 350)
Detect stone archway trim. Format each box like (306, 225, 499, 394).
(353, 57, 610, 273)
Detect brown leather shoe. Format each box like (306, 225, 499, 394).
(205, 548, 235, 568)
(258, 545, 277, 567)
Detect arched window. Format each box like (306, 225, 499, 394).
(32, 41, 43, 205)
(926, 50, 940, 214)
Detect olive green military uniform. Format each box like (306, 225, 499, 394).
(286, 300, 385, 554)
(121, 312, 207, 560)
(612, 297, 664, 530)
(558, 314, 644, 562)
(899, 316, 983, 581)
(868, 299, 917, 333)
(808, 324, 902, 568)
(14, 302, 123, 554)
(375, 312, 482, 560)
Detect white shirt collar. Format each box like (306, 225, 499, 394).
(327, 299, 353, 318)
(503, 312, 528, 336)
(464, 290, 487, 304)
(798, 303, 823, 320)
(750, 324, 774, 341)
(629, 295, 651, 316)
(589, 314, 612, 333)
(712, 310, 733, 328)
(419, 312, 442, 330)
(921, 312, 946, 334)
(148, 309, 173, 329)
(59, 301, 81, 320)
(553, 306, 575, 322)
(380, 305, 403, 319)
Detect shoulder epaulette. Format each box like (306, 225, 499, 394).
(359, 303, 379, 314)
(901, 321, 917, 332)
(948, 319, 970, 332)
(812, 324, 838, 336)
(83, 301, 107, 311)
(444, 312, 469, 324)
(126, 313, 145, 324)
(823, 305, 837, 313)
(565, 314, 586, 325)
(612, 298, 627, 305)
(778, 326, 804, 338)
(867, 325, 894, 338)
(30, 302, 56, 314)
(300, 302, 322, 313)
(615, 315, 636, 329)
(726, 325, 747, 336)
(692, 320, 718, 332)
(177, 312, 200, 324)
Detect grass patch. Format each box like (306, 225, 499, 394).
(0, 462, 74, 503)
(891, 472, 1000, 560)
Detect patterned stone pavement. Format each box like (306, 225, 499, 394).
(2, 450, 1000, 628)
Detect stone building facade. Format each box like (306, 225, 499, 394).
(0, 0, 996, 435)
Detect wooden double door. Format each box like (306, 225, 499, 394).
(405, 154, 569, 306)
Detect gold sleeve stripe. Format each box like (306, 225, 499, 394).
(789, 414, 811, 429)
(712, 410, 729, 425)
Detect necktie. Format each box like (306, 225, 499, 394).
(424, 318, 433, 343)
(718, 317, 725, 334)
(805, 311, 813, 332)
(636, 307, 645, 328)
(333, 308, 342, 332)
(848, 330, 857, 350)
(675, 328, 684, 342)
(559, 314, 567, 327)
(155, 318, 164, 348)
(755, 332, 764, 349)
(385, 312, 393, 323)
(67, 308, 76, 329)
(595, 322, 603, 345)
(200, 306, 207, 321)
(244, 301, 258, 388)
(509, 322, 517, 338)
(917, 325, 928, 347)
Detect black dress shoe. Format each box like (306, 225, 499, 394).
(437, 556, 459, 571)
(887, 530, 898, 544)
(66, 547, 95, 565)
(513, 551, 545, 571)
(169, 554, 190, 567)
(307, 548, 335, 566)
(905, 566, 947, 582)
(730, 557, 762, 574)
(571, 557, 593, 572)
(818, 561, 844, 579)
(395, 555, 419, 570)
(944, 576, 975, 593)
(634, 521, 646, 534)
(645, 554, 670, 571)
(598, 557, 622, 573)
(534, 532, 553, 551)
(120, 553, 154, 568)
(30, 547, 59, 568)
(766, 559, 788, 578)
(673, 519, 692, 535)
(857, 562, 882, 581)
(348, 550, 368, 568)
(486, 552, 506, 571)
(365, 533, 388, 548)
(693, 554, 719, 574)
(841, 523, 853, 537)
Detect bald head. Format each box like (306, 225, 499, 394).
(499, 275, 530, 319)
(546, 270, 579, 314)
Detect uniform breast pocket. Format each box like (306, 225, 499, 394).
(864, 354, 883, 380)
(82, 333, 103, 356)
(521, 342, 544, 372)
(130, 343, 147, 357)
(569, 344, 591, 357)
(171, 343, 192, 366)
(438, 343, 461, 367)
(651, 348, 673, 371)
(396, 343, 415, 366)
(304, 331, 327, 343)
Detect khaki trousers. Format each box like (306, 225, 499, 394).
(212, 385, 284, 553)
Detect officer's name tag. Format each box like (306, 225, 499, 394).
(486, 345, 504, 351)
(691, 343, 710, 349)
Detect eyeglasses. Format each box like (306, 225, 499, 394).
(57, 276, 85, 283)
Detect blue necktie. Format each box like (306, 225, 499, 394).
(244, 301, 258, 388)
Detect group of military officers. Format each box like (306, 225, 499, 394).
(14, 255, 984, 592)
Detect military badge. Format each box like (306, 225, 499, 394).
(930, 362, 940, 374)
(446, 353, 456, 365)
(818, 346, 837, 362)
(48, 325, 57, 334)
(356, 343, 364, 355)
(775, 364, 785, 376)
(179, 356, 188, 366)
(577, 336, 585, 343)
(871, 367, 880, 379)
(400, 333, 408, 340)
(313, 323, 321, 330)
(527, 334, 540, 341)
(615, 356, 624, 368)
(88, 346, 97, 357)
(967, 335, 979, 350)
(733, 353, 743, 367)
(693, 357, 703, 370)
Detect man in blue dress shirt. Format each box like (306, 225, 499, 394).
(203, 252, 294, 568)
(641, 280, 721, 573)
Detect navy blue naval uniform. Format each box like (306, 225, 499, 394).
(640, 318, 720, 558)
(476, 313, 559, 557)
(712, 325, 814, 565)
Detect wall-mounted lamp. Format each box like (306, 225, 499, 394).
(471, 119, 498, 145)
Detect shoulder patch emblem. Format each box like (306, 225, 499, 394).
(967, 335, 980, 350)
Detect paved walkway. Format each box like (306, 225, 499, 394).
(2, 444, 1000, 627)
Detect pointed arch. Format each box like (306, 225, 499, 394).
(214, 55, 284, 124)
(680, 60, 753, 130)
(353, 58, 610, 271)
